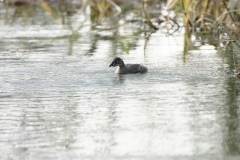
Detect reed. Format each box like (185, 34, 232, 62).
(168, 0, 240, 33)
(167, 0, 240, 49)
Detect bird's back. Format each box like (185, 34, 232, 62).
(121, 64, 147, 74)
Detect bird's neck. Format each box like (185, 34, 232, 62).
(119, 61, 126, 68)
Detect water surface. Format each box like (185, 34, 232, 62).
(0, 2, 240, 160)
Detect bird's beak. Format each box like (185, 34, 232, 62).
(109, 62, 115, 67)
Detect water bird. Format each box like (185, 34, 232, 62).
(109, 57, 147, 74)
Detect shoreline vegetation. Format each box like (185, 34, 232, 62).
(1, 0, 240, 50)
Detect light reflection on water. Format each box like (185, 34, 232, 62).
(0, 3, 240, 160)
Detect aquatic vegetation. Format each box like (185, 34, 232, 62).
(2, 0, 240, 51)
(167, 0, 240, 48)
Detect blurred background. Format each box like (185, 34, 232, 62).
(1, 0, 240, 160)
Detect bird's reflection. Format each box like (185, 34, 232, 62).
(112, 74, 126, 84)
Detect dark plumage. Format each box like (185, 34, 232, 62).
(109, 57, 147, 74)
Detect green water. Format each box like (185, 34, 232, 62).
(0, 2, 240, 160)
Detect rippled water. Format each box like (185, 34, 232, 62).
(1, 2, 240, 160)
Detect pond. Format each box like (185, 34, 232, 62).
(0, 1, 240, 160)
